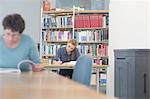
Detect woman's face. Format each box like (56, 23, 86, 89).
(3, 29, 20, 45)
(66, 43, 76, 53)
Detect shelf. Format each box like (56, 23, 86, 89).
(75, 10, 109, 14)
(45, 41, 108, 44)
(43, 10, 109, 16)
(42, 54, 55, 57)
(46, 41, 67, 43)
(93, 56, 108, 59)
(78, 41, 108, 44)
(43, 10, 109, 14)
(43, 10, 73, 15)
(42, 54, 108, 59)
(42, 27, 73, 30)
(75, 27, 108, 30)
(42, 27, 108, 31)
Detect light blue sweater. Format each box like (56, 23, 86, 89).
(0, 34, 40, 71)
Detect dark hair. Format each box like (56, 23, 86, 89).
(2, 13, 25, 34)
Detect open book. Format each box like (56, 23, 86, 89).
(0, 60, 35, 74)
(63, 61, 77, 65)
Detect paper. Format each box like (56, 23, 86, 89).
(0, 68, 21, 74)
(64, 61, 76, 65)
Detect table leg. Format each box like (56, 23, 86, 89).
(96, 68, 100, 93)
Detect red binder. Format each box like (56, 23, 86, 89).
(83, 15, 90, 28)
(90, 14, 99, 27)
(98, 15, 103, 27)
(79, 15, 84, 28)
(74, 15, 78, 28)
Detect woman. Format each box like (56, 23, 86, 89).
(54, 39, 80, 78)
(0, 13, 43, 72)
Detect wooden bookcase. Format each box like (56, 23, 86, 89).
(40, 8, 109, 66)
(40, 9, 74, 63)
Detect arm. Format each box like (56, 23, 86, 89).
(28, 39, 43, 72)
(53, 48, 62, 64)
(29, 39, 40, 63)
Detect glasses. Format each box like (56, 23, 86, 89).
(4, 33, 20, 38)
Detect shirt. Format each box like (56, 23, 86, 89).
(54, 47, 80, 63)
(0, 34, 40, 71)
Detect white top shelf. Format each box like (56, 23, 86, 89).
(43, 10, 109, 15)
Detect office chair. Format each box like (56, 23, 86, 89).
(72, 54, 92, 86)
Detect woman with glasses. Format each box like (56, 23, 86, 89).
(0, 13, 43, 72)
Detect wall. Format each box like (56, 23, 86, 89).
(55, 0, 109, 10)
(0, 0, 41, 43)
(107, 0, 150, 96)
(148, 0, 150, 44)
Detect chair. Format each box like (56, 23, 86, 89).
(72, 54, 92, 86)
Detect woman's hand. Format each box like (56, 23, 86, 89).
(53, 61, 62, 65)
(32, 64, 44, 72)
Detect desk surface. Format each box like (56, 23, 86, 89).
(0, 71, 114, 99)
(41, 63, 109, 69)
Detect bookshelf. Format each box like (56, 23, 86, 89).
(40, 7, 109, 66)
(74, 9, 109, 66)
(40, 8, 74, 61)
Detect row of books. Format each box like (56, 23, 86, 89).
(42, 29, 108, 42)
(75, 29, 108, 42)
(42, 30, 73, 42)
(93, 58, 108, 65)
(42, 43, 108, 58)
(78, 44, 108, 57)
(74, 14, 108, 28)
(42, 15, 72, 28)
(42, 44, 62, 55)
(42, 14, 108, 29)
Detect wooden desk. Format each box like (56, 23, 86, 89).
(0, 71, 114, 99)
(41, 63, 109, 93)
(42, 63, 109, 69)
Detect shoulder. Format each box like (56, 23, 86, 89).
(21, 34, 34, 43)
(74, 48, 79, 52)
(58, 47, 66, 51)
(21, 34, 32, 40)
(57, 47, 66, 53)
(20, 34, 35, 48)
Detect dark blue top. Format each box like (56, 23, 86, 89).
(54, 47, 80, 63)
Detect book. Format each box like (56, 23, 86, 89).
(0, 60, 35, 74)
(0, 68, 21, 74)
(63, 61, 77, 65)
(43, 0, 50, 11)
